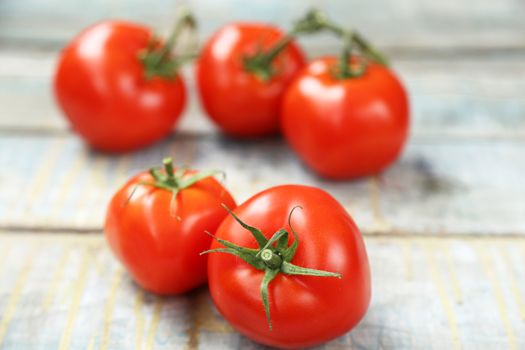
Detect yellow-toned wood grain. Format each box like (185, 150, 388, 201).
(134, 290, 146, 350)
(398, 239, 413, 280)
(0, 245, 39, 347)
(473, 242, 517, 350)
(99, 267, 125, 350)
(421, 241, 462, 350)
(498, 242, 525, 321)
(41, 247, 71, 310)
(49, 150, 88, 220)
(58, 248, 92, 350)
(441, 240, 464, 305)
(21, 138, 65, 216)
(367, 176, 392, 233)
(0, 234, 524, 349)
(76, 155, 109, 224)
(145, 298, 163, 350)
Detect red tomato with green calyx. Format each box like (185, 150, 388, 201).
(196, 23, 306, 137)
(281, 56, 409, 179)
(54, 17, 193, 152)
(206, 184, 370, 348)
(105, 157, 236, 295)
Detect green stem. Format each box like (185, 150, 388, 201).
(260, 249, 283, 269)
(301, 9, 389, 79)
(311, 9, 388, 65)
(243, 9, 328, 81)
(259, 36, 294, 64)
(162, 157, 178, 187)
(139, 7, 197, 79)
(353, 31, 389, 66)
(338, 31, 353, 79)
(157, 7, 195, 63)
(244, 8, 388, 80)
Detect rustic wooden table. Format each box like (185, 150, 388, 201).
(0, 0, 524, 349)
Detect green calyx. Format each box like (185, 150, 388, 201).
(202, 206, 342, 330)
(138, 157, 222, 197)
(138, 8, 197, 80)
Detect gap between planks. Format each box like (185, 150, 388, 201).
(2, 127, 525, 141)
(2, 226, 525, 240)
(3, 36, 525, 58)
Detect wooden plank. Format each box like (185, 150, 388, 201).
(0, 133, 523, 235)
(1, 0, 525, 51)
(0, 233, 524, 349)
(379, 137, 525, 235)
(1, 51, 525, 137)
(0, 51, 212, 134)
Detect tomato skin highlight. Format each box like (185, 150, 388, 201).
(207, 185, 371, 348)
(54, 21, 186, 152)
(196, 23, 306, 137)
(281, 57, 410, 179)
(105, 170, 236, 295)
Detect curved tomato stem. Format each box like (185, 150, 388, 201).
(304, 9, 389, 79)
(243, 8, 388, 81)
(138, 7, 197, 79)
(309, 9, 388, 66)
(353, 30, 389, 66)
(242, 9, 328, 81)
(160, 7, 196, 62)
(201, 206, 342, 330)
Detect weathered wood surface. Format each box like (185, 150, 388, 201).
(0, 233, 524, 350)
(2, 0, 525, 52)
(1, 0, 525, 348)
(1, 133, 524, 235)
(1, 51, 525, 138)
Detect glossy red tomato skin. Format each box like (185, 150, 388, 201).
(54, 21, 186, 152)
(281, 57, 409, 179)
(105, 171, 236, 295)
(208, 185, 371, 349)
(196, 23, 306, 137)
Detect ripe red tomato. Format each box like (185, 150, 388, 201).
(206, 185, 370, 348)
(196, 23, 306, 137)
(105, 158, 236, 295)
(281, 57, 409, 179)
(54, 21, 186, 152)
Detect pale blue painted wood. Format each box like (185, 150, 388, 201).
(1, 56, 524, 136)
(1, 0, 524, 50)
(0, 133, 523, 235)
